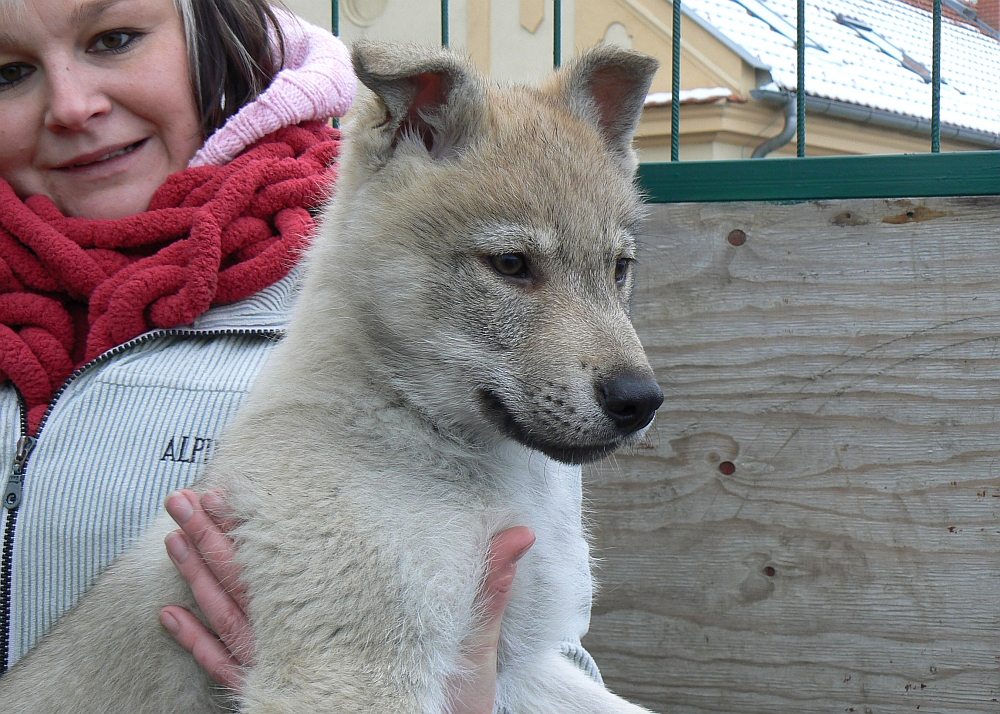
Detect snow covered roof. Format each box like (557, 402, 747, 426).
(681, 0, 1000, 136)
(644, 87, 737, 106)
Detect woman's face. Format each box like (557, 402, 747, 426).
(0, 0, 202, 218)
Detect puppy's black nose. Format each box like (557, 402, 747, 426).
(596, 372, 664, 434)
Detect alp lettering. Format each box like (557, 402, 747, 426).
(160, 436, 213, 464)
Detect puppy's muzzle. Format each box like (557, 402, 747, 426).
(596, 372, 664, 435)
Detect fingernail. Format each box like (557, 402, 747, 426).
(166, 491, 193, 525)
(165, 531, 190, 564)
(511, 543, 532, 565)
(159, 610, 180, 636)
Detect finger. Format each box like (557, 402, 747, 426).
(159, 606, 244, 691)
(447, 527, 535, 714)
(480, 526, 535, 631)
(164, 529, 255, 666)
(166, 490, 247, 609)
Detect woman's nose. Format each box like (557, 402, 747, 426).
(43, 64, 113, 132)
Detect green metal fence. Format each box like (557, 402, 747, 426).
(640, 0, 1000, 201)
(639, 150, 1000, 201)
(330, 0, 1000, 202)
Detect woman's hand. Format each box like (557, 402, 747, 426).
(159, 489, 252, 691)
(159, 488, 535, 713)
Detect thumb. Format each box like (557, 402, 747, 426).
(444, 527, 536, 714)
(479, 526, 535, 644)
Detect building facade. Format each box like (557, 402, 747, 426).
(284, 0, 1000, 159)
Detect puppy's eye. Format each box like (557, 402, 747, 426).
(614, 258, 631, 284)
(489, 253, 528, 278)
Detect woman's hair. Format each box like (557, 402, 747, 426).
(174, 0, 286, 136)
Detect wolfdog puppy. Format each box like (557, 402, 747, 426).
(0, 42, 663, 713)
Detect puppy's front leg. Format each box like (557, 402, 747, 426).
(233, 567, 468, 714)
(500, 651, 656, 714)
(238, 663, 441, 714)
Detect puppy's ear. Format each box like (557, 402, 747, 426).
(351, 41, 485, 159)
(553, 47, 659, 173)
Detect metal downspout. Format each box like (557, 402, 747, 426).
(751, 93, 797, 158)
(752, 88, 1000, 148)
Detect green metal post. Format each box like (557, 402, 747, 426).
(796, 0, 805, 157)
(442, 0, 450, 47)
(932, 0, 941, 152)
(332, 0, 339, 129)
(554, 0, 562, 67)
(671, 0, 681, 161)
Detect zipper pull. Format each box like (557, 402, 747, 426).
(3, 436, 36, 510)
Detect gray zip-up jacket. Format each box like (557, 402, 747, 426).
(0, 272, 601, 683)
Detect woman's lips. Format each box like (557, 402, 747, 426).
(57, 139, 148, 171)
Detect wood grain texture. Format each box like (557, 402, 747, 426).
(582, 197, 1000, 713)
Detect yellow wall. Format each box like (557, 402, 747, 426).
(575, 0, 759, 94)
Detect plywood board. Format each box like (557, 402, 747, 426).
(582, 197, 1000, 713)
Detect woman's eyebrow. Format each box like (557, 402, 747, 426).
(0, 0, 132, 52)
(69, 0, 131, 28)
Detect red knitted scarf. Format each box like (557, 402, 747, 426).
(0, 121, 340, 434)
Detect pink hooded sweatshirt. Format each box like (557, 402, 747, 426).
(189, 11, 357, 168)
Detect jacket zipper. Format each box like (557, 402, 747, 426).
(0, 326, 282, 674)
(0, 399, 30, 676)
(3, 436, 37, 512)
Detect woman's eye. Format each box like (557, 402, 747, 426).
(614, 258, 631, 284)
(489, 253, 528, 278)
(91, 31, 139, 53)
(0, 63, 34, 88)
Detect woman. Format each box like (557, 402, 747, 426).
(0, 0, 597, 708)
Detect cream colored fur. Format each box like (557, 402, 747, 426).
(0, 42, 661, 713)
